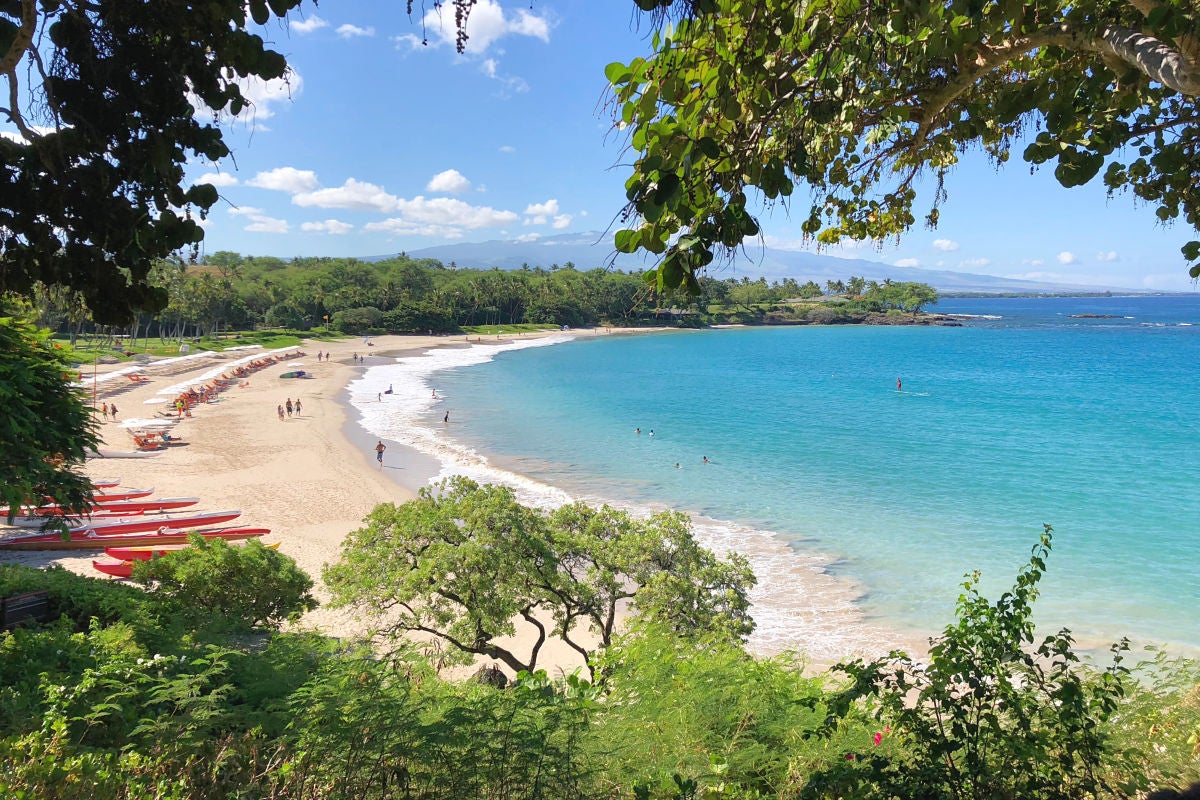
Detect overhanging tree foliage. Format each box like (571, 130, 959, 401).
(324, 477, 756, 680)
(0, 1, 504, 326)
(611, 0, 1200, 293)
(0, 301, 98, 521)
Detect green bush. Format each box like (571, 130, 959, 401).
(131, 534, 317, 631)
(800, 526, 1137, 800)
(587, 626, 828, 798)
(283, 650, 594, 800)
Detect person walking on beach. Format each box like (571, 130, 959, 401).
(294, 398, 302, 416)
(101, 402, 108, 420)
(109, 403, 118, 420)
(375, 440, 386, 468)
(285, 398, 293, 418)
(277, 404, 285, 421)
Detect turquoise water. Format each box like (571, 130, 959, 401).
(367, 296, 1200, 659)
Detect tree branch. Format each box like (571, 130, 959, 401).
(1126, 0, 1200, 72)
(908, 21, 1200, 159)
(1, 0, 39, 140)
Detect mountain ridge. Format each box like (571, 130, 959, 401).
(377, 231, 1143, 294)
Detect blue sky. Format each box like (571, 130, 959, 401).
(11, 1, 1197, 291)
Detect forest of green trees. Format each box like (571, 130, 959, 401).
(31, 251, 940, 342)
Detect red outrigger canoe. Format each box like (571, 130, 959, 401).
(62, 509, 241, 537)
(0, 526, 269, 552)
(105, 541, 280, 561)
(9, 497, 202, 526)
(88, 487, 156, 503)
(2, 487, 157, 518)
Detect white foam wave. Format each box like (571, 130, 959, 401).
(346, 335, 919, 663)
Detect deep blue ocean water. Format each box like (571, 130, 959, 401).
(353, 295, 1200, 661)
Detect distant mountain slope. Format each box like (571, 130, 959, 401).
(386, 232, 1135, 294)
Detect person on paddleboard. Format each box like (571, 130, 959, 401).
(897, 377, 902, 392)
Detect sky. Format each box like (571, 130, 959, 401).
(9, 1, 1199, 291)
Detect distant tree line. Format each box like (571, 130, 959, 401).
(28, 250, 938, 339)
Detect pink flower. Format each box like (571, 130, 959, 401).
(873, 732, 883, 746)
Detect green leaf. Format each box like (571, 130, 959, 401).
(249, 0, 270, 26)
(604, 62, 632, 85)
(614, 229, 639, 253)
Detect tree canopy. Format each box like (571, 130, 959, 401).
(323, 477, 756, 680)
(610, 0, 1200, 292)
(0, 1, 494, 326)
(0, 301, 98, 521)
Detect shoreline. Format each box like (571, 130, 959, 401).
(7, 325, 1180, 672)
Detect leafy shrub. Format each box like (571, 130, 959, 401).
(131, 534, 316, 631)
(283, 650, 594, 800)
(588, 626, 827, 798)
(800, 526, 1137, 800)
(1110, 652, 1200, 793)
(0, 564, 151, 632)
(805, 306, 846, 325)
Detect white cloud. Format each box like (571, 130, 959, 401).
(392, 33, 424, 51)
(960, 257, 992, 268)
(416, 0, 551, 54)
(894, 258, 920, 268)
(551, 214, 573, 229)
(396, 196, 519, 228)
(301, 219, 355, 234)
(513, 232, 542, 243)
(499, 145, 516, 153)
(244, 215, 289, 234)
(292, 178, 400, 212)
(363, 196, 519, 236)
(226, 205, 264, 216)
(247, 167, 320, 193)
(481, 59, 498, 78)
(290, 15, 328, 34)
(337, 23, 375, 38)
(932, 238, 959, 251)
(524, 199, 560, 223)
(1096, 250, 1119, 262)
(196, 172, 238, 188)
(1057, 251, 1077, 264)
(1022, 258, 1045, 266)
(427, 169, 472, 194)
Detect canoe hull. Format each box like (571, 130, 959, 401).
(1, 526, 269, 551)
(63, 510, 242, 537)
(105, 541, 280, 561)
(9, 497, 203, 526)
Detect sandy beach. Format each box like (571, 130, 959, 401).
(1, 332, 610, 673)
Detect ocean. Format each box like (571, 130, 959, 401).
(347, 295, 1200, 663)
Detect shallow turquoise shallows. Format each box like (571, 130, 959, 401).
(367, 296, 1200, 659)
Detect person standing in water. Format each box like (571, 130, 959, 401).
(896, 377, 902, 392)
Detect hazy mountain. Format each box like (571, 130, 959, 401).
(385, 232, 1136, 294)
